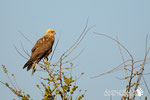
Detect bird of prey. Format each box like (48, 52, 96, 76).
(23, 29, 56, 74)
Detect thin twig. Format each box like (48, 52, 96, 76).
(62, 48, 85, 64)
(133, 35, 150, 99)
(0, 81, 23, 98)
(54, 20, 95, 65)
(6, 73, 17, 91)
(142, 76, 150, 94)
(20, 41, 30, 57)
(63, 25, 95, 60)
(60, 56, 65, 99)
(116, 37, 130, 83)
(50, 32, 61, 61)
(18, 31, 34, 45)
(93, 33, 133, 60)
(12, 75, 20, 90)
(62, 18, 89, 56)
(14, 45, 28, 60)
(127, 58, 134, 99)
(91, 59, 131, 78)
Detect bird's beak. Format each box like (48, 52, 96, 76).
(54, 32, 56, 35)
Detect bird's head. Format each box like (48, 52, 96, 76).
(45, 28, 56, 36)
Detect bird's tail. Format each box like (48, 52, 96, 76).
(32, 63, 37, 75)
(23, 59, 38, 74)
(23, 59, 33, 71)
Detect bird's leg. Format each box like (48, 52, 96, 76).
(45, 57, 50, 66)
(46, 57, 49, 61)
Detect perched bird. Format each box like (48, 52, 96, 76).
(23, 29, 56, 74)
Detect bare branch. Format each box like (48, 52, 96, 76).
(133, 35, 150, 99)
(18, 31, 34, 45)
(62, 18, 89, 56)
(13, 45, 28, 60)
(50, 32, 61, 61)
(142, 76, 150, 94)
(62, 48, 85, 64)
(91, 59, 131, 78)
(20, 41, 30, 57)
(93, 33, 133, 60)
(63, 25, 95, 60)
(116, 37, 130, 83)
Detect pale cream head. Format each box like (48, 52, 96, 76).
(45, 29, 56, 35)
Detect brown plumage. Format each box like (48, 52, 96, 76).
(23, 29, 55, 74)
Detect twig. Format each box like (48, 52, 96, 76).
(91, 59, 131, 78)
(93, 33, 133, 60)
(6, 73, 17, 91)
(133, 35, 150, 99)
(62, 48, 85, 64)
(14, 45, 28, 60)
(50, 32, 61, 61)
(142, 76, 150, 94)
(18, 31, 34, 45)
(127, 58, 134, 99)
(62, 18, 89, 56)
(60, 56, 65, 99)
(12, 74, 20, 90)
(54, 20, 95, 65)
(63, 25, 95, 60)
(116, 37, 130, 83)
(20, 41, 30, 57)
(0, 81, 23, 98)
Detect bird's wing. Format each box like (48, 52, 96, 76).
(30, 35, 54, 60)
(31, 37, 42, 52)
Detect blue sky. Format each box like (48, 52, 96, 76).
(0, 0, 150, 100)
